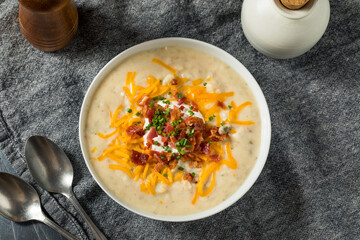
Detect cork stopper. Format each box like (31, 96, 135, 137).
(280, 0, 310, 10)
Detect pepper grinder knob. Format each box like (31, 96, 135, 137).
(18, 0, 78, 52)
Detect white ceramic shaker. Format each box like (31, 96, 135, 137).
(241, 0, 330, 59)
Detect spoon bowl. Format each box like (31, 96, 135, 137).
(0, 172, 43, 222)
(25, 136, 73, 195)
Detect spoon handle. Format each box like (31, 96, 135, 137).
(43, 216, 79, 240)
(67, 191, 107, 240)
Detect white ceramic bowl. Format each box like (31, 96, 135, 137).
(79, 38, 271, 222)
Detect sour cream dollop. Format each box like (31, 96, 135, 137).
(143, 100, 205, 153)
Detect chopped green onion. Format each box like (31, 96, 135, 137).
(127, 108, 132, 113)
(178, 167, 184, 171)
(191, 172, 195, 177)
(135, 112, 140, 116)
(228, 105, 232, 109)
(150, 102, 154, 108)
(188, 110, 194, 116)
(177, 93, 183, 99)
(203, 82, 207, 86)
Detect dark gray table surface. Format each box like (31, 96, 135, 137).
(1, 0, 359, 240)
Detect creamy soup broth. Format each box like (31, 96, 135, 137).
(85, 46, 261, 215)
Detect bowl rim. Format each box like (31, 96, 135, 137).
(79, 37, 271, 222)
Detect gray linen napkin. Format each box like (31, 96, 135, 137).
(1, 0, 359, 239)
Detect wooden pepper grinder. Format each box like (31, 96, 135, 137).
(18, 0, 78, 52)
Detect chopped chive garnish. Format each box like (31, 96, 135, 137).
(177, 93, 183, 99)
(150, 102, 154, 108)
(168, 92, 172, 95)
(209, 114, 216, 121)
(161, 155, 165, 160)
(221, 122, 224, 126)
(180, 149, 186, 155)
(163, 173, 168, 177)
(191, 172, 195, 177)
(154, 141, 159, 145)
(178, 167, 184, 171)
(135, 112, 140, 116)
(190, 106, 193, 110)
(203, 82, 207, 86)
(127, 108, 132, 113)
(188, 110, 194, 116)
(176, 155, 181, 159)
(228, 105, 232, 109)
(208, 141, 212, 145)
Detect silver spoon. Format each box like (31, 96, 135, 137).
(0, 172, 78, 240)
(25, 136, 107, 240)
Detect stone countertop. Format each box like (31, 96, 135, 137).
(0, 0, 359, 239)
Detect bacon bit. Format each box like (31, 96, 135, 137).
(150, 150, 164, 163)
(178, 97, 186, 105)
(146, 127, 158, 143)
(143, 105, 155, 122)
(193, 131, 204, 151)
(164, 122, 174, 134)
(126, 125, 145, 137)
(131, 150, 149, 165)
(138, 95, 150, 106)
(171, 79, 178, 85)
(179, 106, 185, 111)
(154, 162, 164, 172)
(189, 161, 203, 168)
(184, 116, 205, 131)
(170, 107, 181, 122)
(161, 136, 169, 146)
(217, 101, 226, 109)
(190, 101, 199, 112)
(169, 142, 176, 148)
(205, 127, 227, 142)
(210, 154, 221, 162)
(176, 122, 186, 129)
(200, 142, 211, 155)
(169, 159, 178, 169)
(174, 90, 186, 104)
(179, 129, 187, 139)
(184, 173, 194, 182)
